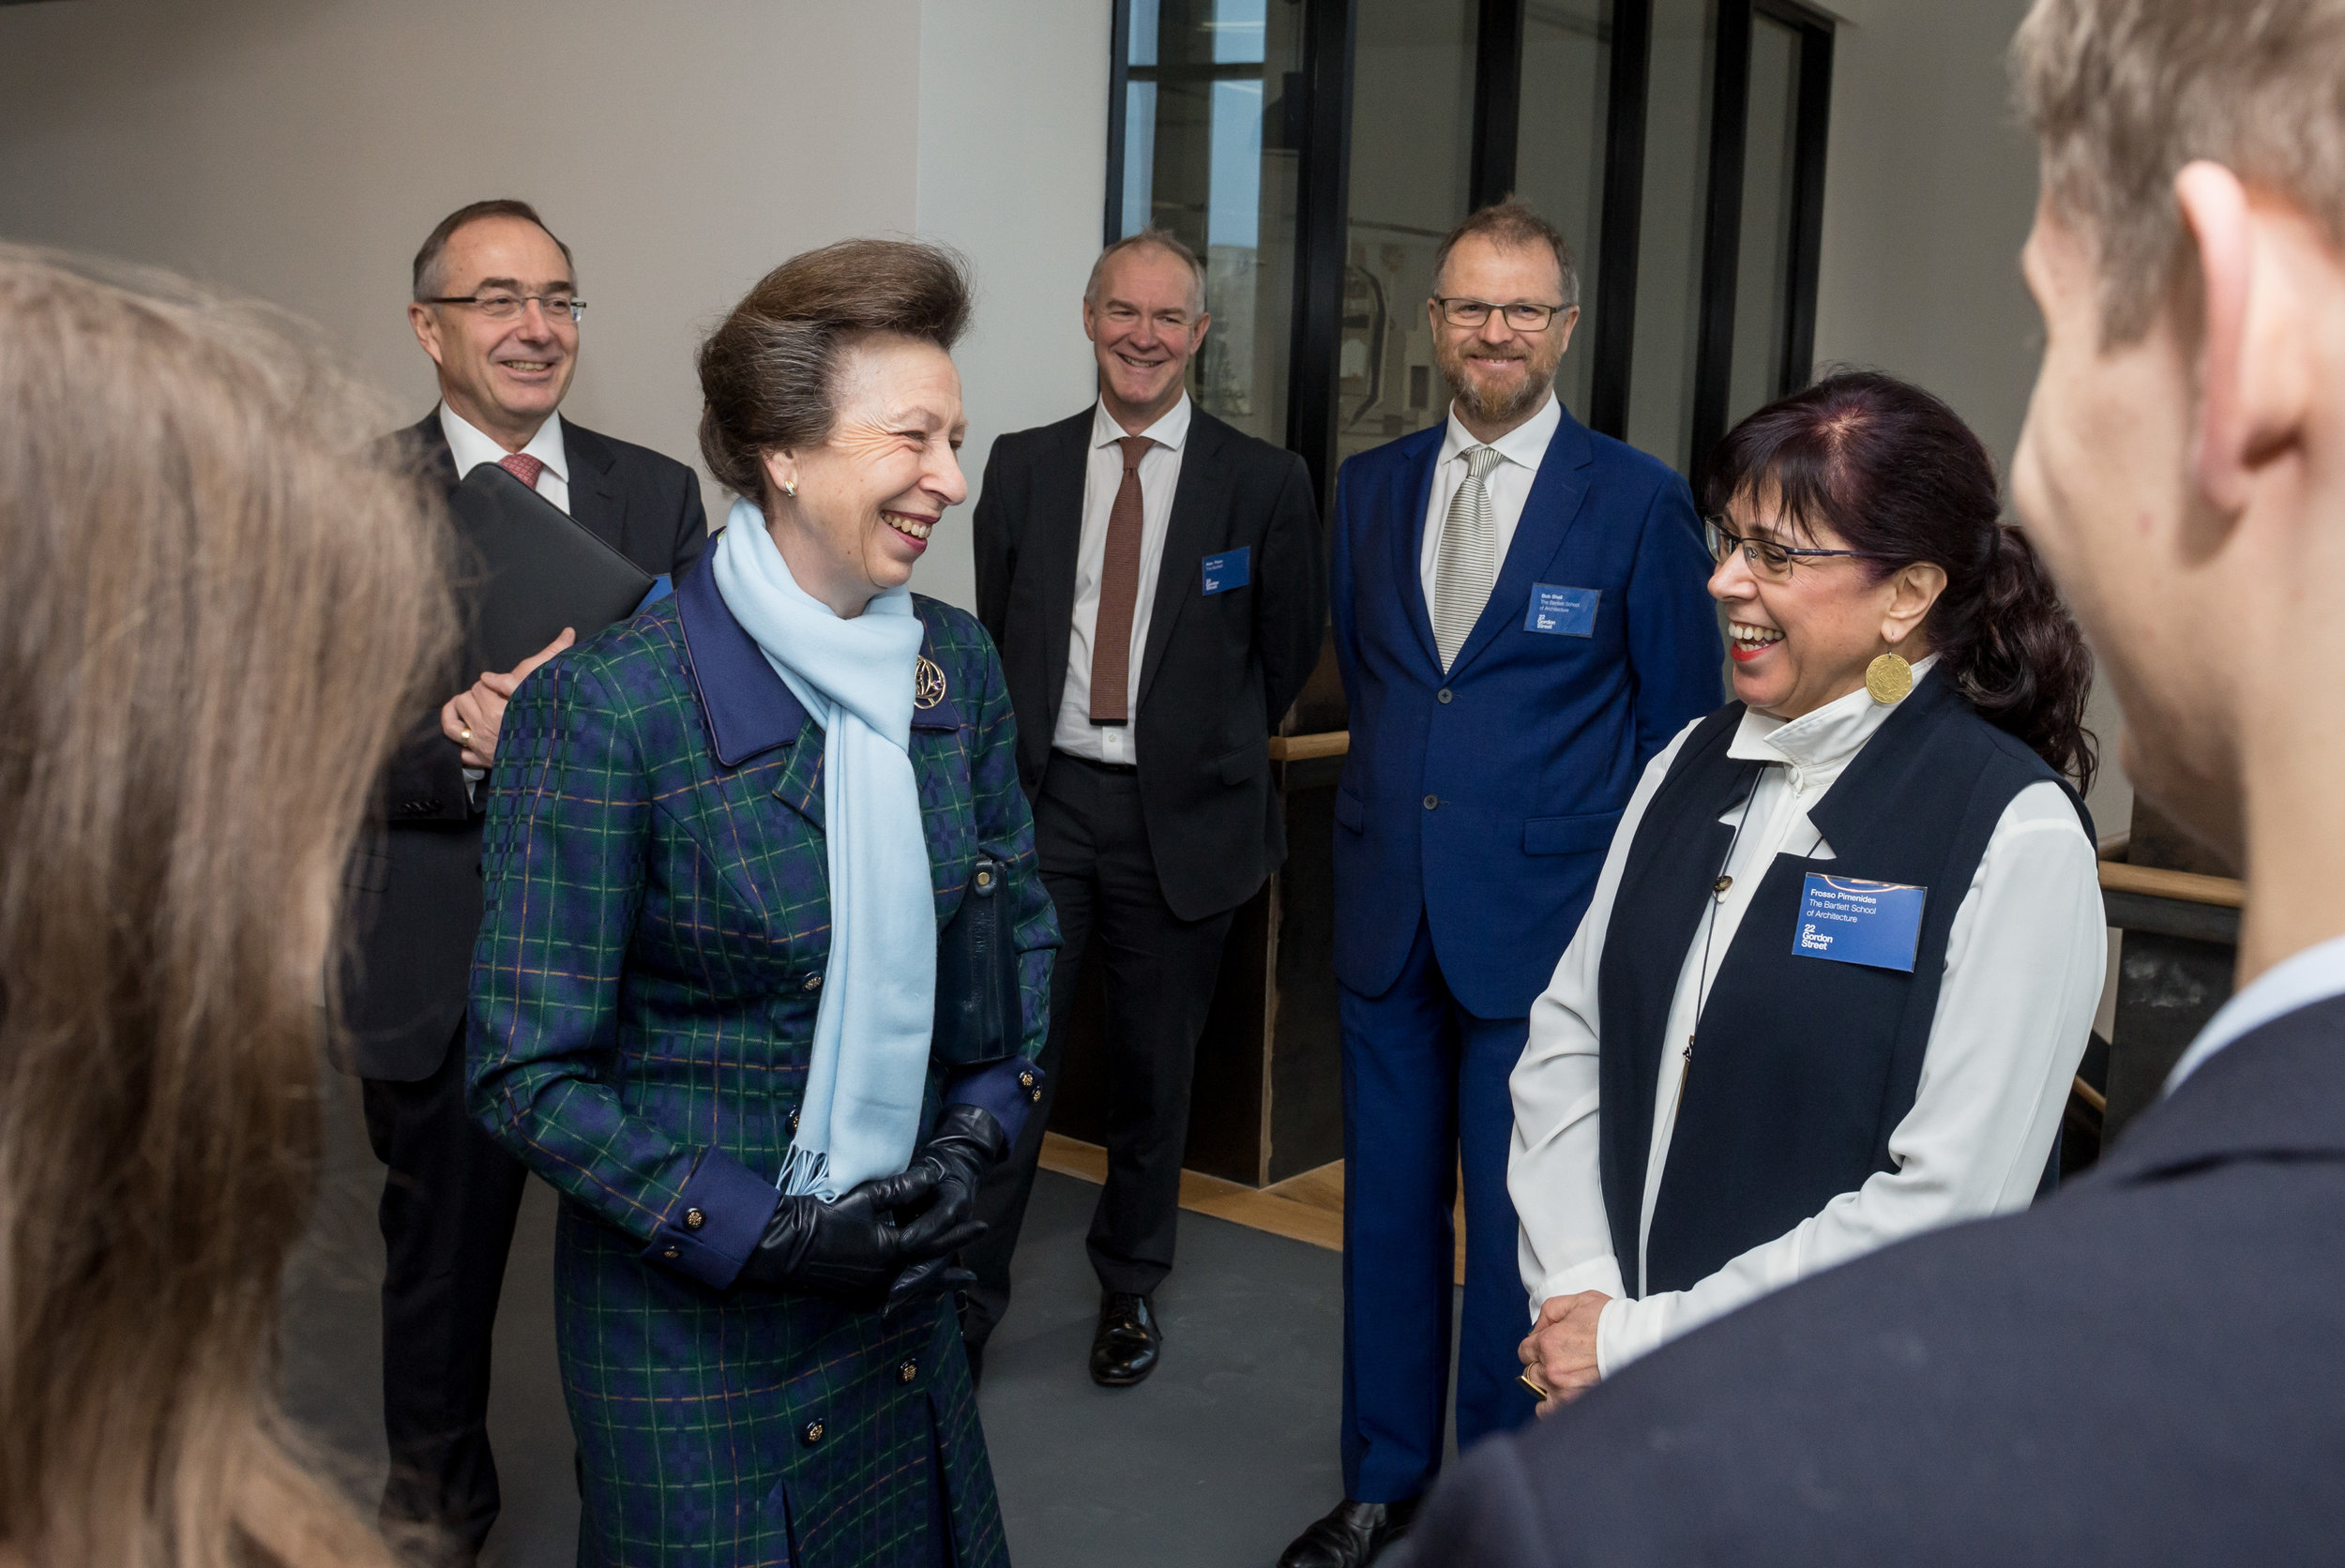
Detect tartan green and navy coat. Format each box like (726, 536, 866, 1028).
(467, 557, 1056, 1568)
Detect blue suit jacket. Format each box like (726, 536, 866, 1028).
(1414, 997, 2345, 1566)
(1329, 406, 1723, 1018)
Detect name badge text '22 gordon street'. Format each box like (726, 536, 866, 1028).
(1793, 874, 1928, 972)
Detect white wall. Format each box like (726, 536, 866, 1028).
(0, 0, 1112, 613)
(914, 0, 1112, 610)
(1809, 0, 2131, 835)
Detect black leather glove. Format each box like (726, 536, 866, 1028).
(880, 1104, 1010, 1317)
(735, 1166, 982, 1304)
(902, 1103, 1009, 1231)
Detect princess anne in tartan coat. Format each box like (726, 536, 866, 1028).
(467, 242, 1055, 1567)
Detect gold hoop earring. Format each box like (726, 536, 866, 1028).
(1866, 650, 1914, 705)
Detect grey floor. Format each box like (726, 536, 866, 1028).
(280, 1069, 1366, 1568)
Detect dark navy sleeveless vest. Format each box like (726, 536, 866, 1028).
(1595, 671, 2090, 1296)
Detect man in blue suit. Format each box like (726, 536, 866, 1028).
(1277, 202, 1722, 1568)
(1411, 3, 2345, 1562)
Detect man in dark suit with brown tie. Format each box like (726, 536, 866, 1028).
(967, 230, 1324, 1386)
(344, 199, 704, 1563)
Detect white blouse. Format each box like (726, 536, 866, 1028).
(1507, 661, 2106, 1376)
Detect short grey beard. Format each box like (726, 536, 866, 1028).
(1451, 365, 1555, 428)
(1437, 339, 1561, 428)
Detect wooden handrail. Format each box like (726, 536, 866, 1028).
(1267, 731, 1352, 762)
(2097, 861, 2244, 910)
(1269, 731, 2250, 912)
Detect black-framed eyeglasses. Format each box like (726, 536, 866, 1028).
(1705, 520, 1889, 581)
(419, 293, 586, 324)
(1434, 296, 1568, 332)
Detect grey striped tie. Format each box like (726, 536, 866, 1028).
(1432, 445, 1506, 671)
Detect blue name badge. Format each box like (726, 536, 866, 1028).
(1793, 874, 1928, 972)
(635, 575, 673, 613)
(1202, 547, 1250, 596)
(1524, 583, 1599, 637)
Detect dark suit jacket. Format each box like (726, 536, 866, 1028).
(1413, 995, 2345, 1566)
(973, 404, 1324, 922)
(340, 410, 707, 1081)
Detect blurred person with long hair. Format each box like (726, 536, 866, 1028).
(0, 248, 451, 1565)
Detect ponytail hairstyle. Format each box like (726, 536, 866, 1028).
(1702, 370, 2097, 794)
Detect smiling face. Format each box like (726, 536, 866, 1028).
(407, 215, 578, 449)
(1083, 243, 1209, 431)
(760, 334, 968, 618)
(1430, 234, 1579, 438)
(1711, 488, 1946, 720)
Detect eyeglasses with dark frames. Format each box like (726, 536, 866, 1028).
(419, 293, 587, 324)
(1434, 296, 1568, 332)
(1705, 520, 1891, 581)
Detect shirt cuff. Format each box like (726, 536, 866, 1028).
(639, 1146, 777, 1290)
(946, 1058, 1048, 1147)
(1595, 1291, 1674, 1379)
(1533, 1254, 1627, 1317)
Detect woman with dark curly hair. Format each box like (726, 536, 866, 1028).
(1508, 370, 2105, 1410)
(468, 239, 1056, 1567)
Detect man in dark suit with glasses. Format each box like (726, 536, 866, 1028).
(342, 198, 705, 1564)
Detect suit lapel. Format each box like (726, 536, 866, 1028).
(1392, 432, 1445, 675)
(1136, 411, 1233, 713)
(1445, 408, 1595, 679)
(1035, 415, 1092, 734)
(411, 411, 461, 497)
(560, 420, 627, 552)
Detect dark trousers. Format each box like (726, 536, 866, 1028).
(962, 751, 1238, 1344)
(362, 1023, 531, 1561)
(1339, 915, 1536, 1503)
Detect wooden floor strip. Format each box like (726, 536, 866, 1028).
(1038, 1134, 1468, 1284)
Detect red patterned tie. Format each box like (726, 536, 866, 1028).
(498, 452, 545, 490)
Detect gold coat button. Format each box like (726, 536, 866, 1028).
(975, 869, 992, 889)
(684, 1208, 705, 1231)
(898, 1360, 918, 1384)
(801, 1420, 825, 1446)
(1018, 1071, 1036, 1090)
(804, 973, 823, 992)
(789, 1108, 801, 1132)
(661, 1244, 680, 1260)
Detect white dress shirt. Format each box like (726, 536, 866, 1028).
(1508, 660, 2106, 1376)
(1051, 394, 1192, 766)
(439, 402, 571, 515)
(1416, 390, 1563, 608)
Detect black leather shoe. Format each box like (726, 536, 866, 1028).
(1088, 1291, 1161, 1386)
(1276, 1495, 1421, 1568)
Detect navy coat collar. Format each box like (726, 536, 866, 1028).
(673, 540, 961, 771)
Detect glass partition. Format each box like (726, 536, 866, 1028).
(1622, 0, 1716, 476)
(1117, 0, 1307, 446)
(1335, 0, 1479, 469)
(1512, 0, 1614, 426)
(1724, 10, 1804, 431)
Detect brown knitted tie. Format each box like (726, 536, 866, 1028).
(1089, 435, 1153, 723)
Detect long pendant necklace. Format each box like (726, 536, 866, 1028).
(1687, 782, 1763, 1089)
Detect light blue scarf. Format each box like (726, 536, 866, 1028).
(710, 500, 936, 1199)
